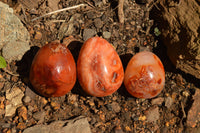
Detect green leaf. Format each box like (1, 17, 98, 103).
(0, 56, 7, 68)
(154, 27, 161, 36)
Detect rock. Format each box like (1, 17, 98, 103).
(0, 96, 5, 109)
(111, 102, 121, 113)
(114, 126, 124, 133)
(23, 116, 91, 133)
(34, 31, 42, 40)
(5, 87, 24, 116)
(94, 18, 103, 29)
(83, 28, 96, 41)
(151, 0, 200, 79)
(17, 122, 27, 130)
(165, 96, 173, 109)
(17, 106, 28, 121)
(23, 125, 48, 133)
(23, 96, 31, 103)
(5, 104, 16, 117)
(25, 87, 37, 100)
(50, 101, 60, 110)
(33, 111, 46, 123)
(93, 0, 103, 7)
(145, 106, 160, 122)
(47, 0, 59, 11)
(67, 94, 77, 104)
(151, 97, 164, 105)
(187, 89, 200, 127)
(0, 2, 30, 62)
(103, 31, 111, 39)
(0, 122, 11, 128)
(61, 116, 91, 133)
(18, 0, 39, 10)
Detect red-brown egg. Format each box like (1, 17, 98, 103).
(29, 42, 76, 97)
(77, 37, 124, 97)
(124, 51, 165, 99)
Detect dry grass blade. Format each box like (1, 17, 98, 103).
(31, 4, 88, 21)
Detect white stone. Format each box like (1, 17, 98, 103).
(5, 87, 24, 116)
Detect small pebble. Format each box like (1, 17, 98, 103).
(165, 96, 173, 109)
(111, 102, 121, 113)
(50, 101, 60, 110)
(33, 111, 46, 122)
(23, 96, 31, 103)
(103, 31, 111, 39)
(145, 106, 160, 122)
(83, 28, 96, 41)
(17, 122, 26, 130)
(17, 106, 28, 121)
(151, 97, 164, 105)
(67, 94, 77, 104)
(94, 18, 103, 29)
(34, 31, 42, 40)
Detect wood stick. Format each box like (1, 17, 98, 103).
(118, 0, 125, 24)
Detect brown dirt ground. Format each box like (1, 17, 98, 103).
(0, 0, 200, 132)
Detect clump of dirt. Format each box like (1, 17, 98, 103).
(150, 0, 200, 79)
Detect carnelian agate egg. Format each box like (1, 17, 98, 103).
(77, 37, 124, 97)
(124, 51, 165, 99)
(29, 42, 76, 97)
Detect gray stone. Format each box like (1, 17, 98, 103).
(103, 31, 111, 39)
(151, 97, 164, 105)
(165, 96, 173, 109)
(94, 18, 103, 29)
(23, 116, 91, 133)
(145, 106, 160, 122)
(187, 89, 200, 127)
(61, 116, 91, 133)
(0, 2, 30, 62)
(111, 102, 121, 113)
(25, 87, 37, 100)
(5, 87, 24, 116)
(33, 111, 46, 123)
(23, 96, 31, 103)
(23, 125, 48, 133)
(0, 122, 11, 128)
(83, 29, 96, 41)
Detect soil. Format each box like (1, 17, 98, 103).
(0, 0, 200, 133)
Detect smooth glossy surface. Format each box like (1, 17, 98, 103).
(77, 37, 124, 97)
(124, 51, 165, 99)
(29, 42, 76, 97)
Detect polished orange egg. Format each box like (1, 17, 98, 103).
(77, 37, 124, 97)
(124, 51, 165, 99)
(29, 42, 76, 97)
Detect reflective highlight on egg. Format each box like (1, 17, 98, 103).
(77, 37, 124, 97)
(29, 42, 76, 97)
(124, 51, 165, 99)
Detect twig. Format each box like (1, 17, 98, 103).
(48, 20, 66, 23)
(2, 68, 19, 77)
(118, 0, 124, 24)
(31, 4, 88, 21)
(181, 102, 186, 118)
(21, 4, 27, 22)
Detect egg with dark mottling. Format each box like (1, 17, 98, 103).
(124, 51, 165, 99)
(77, 37, 124, 97)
